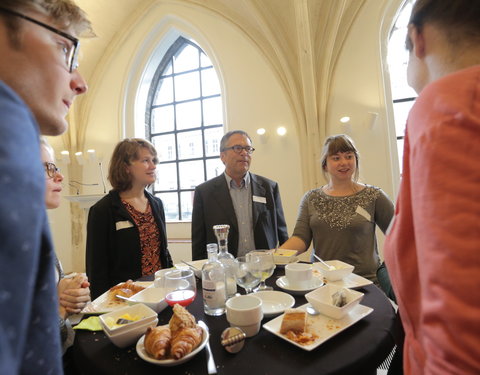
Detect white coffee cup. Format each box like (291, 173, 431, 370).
(285, 263, 313, 289)
(226, 295, 263, 337)
(154, 269, 171, 288)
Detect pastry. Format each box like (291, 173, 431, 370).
(170, 326, 203, 359)
(144, 326, 171, 359)
(108, 281, 145, 301)
(169, 304, 197, 335)
(280, 309, 307, 334)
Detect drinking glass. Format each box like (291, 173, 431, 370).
(249, 250, 275, 291)
(164, 269, 197, 307)
(234, 255, 262, 294)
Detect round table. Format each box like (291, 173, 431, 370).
(73, 270, 395, 375)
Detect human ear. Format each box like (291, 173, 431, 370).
(409, 25, 426, 59)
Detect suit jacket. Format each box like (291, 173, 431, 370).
(0, 81, 63, 374)
(86, 190, 173, 299)
(191, 173, 288, 260)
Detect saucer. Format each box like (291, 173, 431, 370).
(275, 276, 324, 295)
(252, 291, 295, 317)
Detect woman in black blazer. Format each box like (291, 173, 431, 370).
(86, 138, 173, 299)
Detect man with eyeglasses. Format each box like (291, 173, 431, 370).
(192, 130, 288, 260)
(0, 1, 93, 374)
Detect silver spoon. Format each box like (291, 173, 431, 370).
(306, 305, 320, 315)
(181, 260, 200, 271)
(115, 294, 135, 302)
(313, 254, 335, 270)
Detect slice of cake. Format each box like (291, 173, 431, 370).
(280, 309, 307, 334)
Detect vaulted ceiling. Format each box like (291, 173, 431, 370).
(74, 0, 366, 188)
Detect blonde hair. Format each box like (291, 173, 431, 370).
(0, 0, 94, 40)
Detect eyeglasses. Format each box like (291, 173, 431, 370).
(44, 162, 60, 178)
(0, 7, 80, 73)
(222, 145, 255, 154)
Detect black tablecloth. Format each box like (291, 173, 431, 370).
(73, 270, 395, 375)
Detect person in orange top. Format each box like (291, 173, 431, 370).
(384, 1, 480, 374)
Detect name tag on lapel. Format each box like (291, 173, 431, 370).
(253, 195, 267, 204)
(356, 206, 371, 221)
(115, 220, 134, 231)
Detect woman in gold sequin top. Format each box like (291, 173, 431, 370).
(86, 138, 173, 299)
(280, 134, 394, 282)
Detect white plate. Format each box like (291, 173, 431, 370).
(252, 291, 295, 317)
(275, 276, 324, 295)
(263, 303, 373, 351)
(312, 270, 373, 289)
(81, 281, 153, 314)
(136, 325, 208, 366)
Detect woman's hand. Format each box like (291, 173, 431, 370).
(279, 236, 308, 253)
(58, 273, 91, 317)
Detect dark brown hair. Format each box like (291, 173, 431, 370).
(406, 0, 480, 51)
(320, 134, 359, 182)
(108, 138, 158, 192)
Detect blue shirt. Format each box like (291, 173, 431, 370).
(0, 81, 63, 374)
(224, 172, 255, 256)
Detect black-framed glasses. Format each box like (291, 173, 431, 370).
(0, 7, 80, 73)
(222, 145, 255, 154)
(44, 162, 60, 178)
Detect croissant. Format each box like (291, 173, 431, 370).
(144, 326, 171, 359)
(170, 326, 203, 359)
(109, 281, 145, 301)
(169, 304, 197, 335)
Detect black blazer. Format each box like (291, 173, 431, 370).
(191, 173, 288, 260)
(86, 190, 173, 299)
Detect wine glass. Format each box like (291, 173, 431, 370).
(164, 269, 197, 307)
(234, 255, 262, 294)
(249, 250, 275, 291)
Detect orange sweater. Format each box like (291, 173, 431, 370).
(385, 65, 480, 375)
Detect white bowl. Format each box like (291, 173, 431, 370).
(104, 318, 158, 348)
(305, 284, 364, 319)
(273, 249, 298, 265)
(128, 287, 168, 313)
(173, 259, 207, 279)
(313, 260, 354, 281)
(99, 303, 158, 336)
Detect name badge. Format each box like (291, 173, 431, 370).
(252, 195, 267, 204)
(115, 220, 134, 231)
(355, 206, 371, 221)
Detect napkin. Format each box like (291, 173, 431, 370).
(73, 316, 103, 331)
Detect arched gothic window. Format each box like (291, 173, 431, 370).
(387, 0, 417, 172)
(146, 36, 224, 221)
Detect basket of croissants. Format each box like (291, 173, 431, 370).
(142, 304, 206, 361)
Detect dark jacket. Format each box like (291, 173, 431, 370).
(86, 190, 173, 299)
(191, 173, 288, 260)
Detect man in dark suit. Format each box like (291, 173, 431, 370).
(192, 130, 288, 260)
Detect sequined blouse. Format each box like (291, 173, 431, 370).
(291, 185, 394, 281)
(122, 200, 161, 276)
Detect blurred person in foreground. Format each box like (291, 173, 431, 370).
(86, 138, 173, 299)
(41, 138, 90, 363)
(0, 1, 92, 373)
(384, 0, 480, 373)
(280, 134, 394, 283)
(191, 130, 288, 260)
